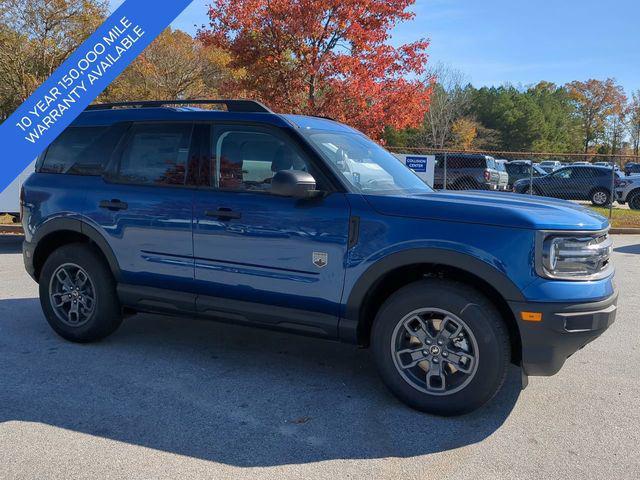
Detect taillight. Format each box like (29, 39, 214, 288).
(19, 186, 25, 218)
(484, 170, 491, 181)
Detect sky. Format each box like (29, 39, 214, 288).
(109, 0, 640, 95)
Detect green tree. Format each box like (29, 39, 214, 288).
(470, 85, 542, 150)
(527, 82, 581, 152)
(469, 82, 582, 152)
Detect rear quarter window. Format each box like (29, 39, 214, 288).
(39, 125, 126, 175)
(447, 156, 485, 169)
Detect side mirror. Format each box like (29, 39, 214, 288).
(271, 170, 321, 198)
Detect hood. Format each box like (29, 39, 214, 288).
(364, 191, 609, 231)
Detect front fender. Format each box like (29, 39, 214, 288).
(339, 247, 526, 344)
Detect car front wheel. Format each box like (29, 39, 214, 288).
(372, 279, 510, 416)
(591, 188, 611, 206)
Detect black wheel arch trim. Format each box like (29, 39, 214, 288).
(31, 217, 121, 281)
(339, 248, 525, 344)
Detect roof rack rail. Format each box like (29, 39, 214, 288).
(86, 99, 272, 113)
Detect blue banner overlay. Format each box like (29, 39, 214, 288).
(0, 0, 193, 192)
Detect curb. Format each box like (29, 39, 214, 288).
(610, 228, 640, 235)
(0, 225, 23, 235)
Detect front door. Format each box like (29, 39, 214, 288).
(542, 168, 574, 199)
(192, 124, 350, 337)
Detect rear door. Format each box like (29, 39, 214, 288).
(192, 123, 350, 337)
(83, 122, 198, 296)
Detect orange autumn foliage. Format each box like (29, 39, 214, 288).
(197, 0, 432, 139)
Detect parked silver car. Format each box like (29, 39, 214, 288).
(494, 159, 510, 190)
(539, 160, 563, 173)
(615, 175, 640, 210)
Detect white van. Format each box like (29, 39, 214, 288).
(0, 160, 36, 219)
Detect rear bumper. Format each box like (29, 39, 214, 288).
(509, 291, 618, 376)
(23, 239, 36, 281)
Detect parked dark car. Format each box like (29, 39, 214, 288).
(513, 165, 622, 206)
(433, 153, 500, 190)
(504, 161, 547, 189)
(624, 162, 640, 176)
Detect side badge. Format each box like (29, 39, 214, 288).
(312, 252, 328, 268)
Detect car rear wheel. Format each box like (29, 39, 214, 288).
(39, 243, 123, 342)
(371, 279, 510, 416)
(628, 191, 640, 210)
(591, 188, 611, 206)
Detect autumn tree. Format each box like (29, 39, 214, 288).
(420, 64, 472, 148)
(0, 0, 107, 119)
(628, 91, 640, 156)
(566, 78, 626, 154)
(450, 117, 478, 150)
(102, 28, 242, 102)
(197, 0, 432, 139)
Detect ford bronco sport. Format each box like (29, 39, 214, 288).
(21, 100, 617, 416)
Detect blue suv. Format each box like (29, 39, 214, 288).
(21, 100, 617, 416)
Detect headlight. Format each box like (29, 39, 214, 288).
(536, 230, 613, 280)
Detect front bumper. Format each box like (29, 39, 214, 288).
(509, 291, 618, 376)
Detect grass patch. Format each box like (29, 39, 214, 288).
(588, 206, 640, 229)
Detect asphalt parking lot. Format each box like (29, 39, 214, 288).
(1, 234, 639, 480)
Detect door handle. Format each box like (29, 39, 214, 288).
(205, 208, 242, 220)
(99, 199, 128, 211)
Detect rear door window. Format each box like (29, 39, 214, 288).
(447, 156, 485, 169)
(113, 123, 194, 186)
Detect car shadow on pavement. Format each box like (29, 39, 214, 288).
(0, 297, 521, 466)
(614, 243, 640, 255)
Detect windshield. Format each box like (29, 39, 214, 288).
(533, 165, 547, 176)
(301, 130, 433, 196)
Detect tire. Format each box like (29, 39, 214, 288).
(628, 191, 640, 210)
(39, 243, 123, 343)
(371, 279, 510, 416)
(590, 188, 610, 206)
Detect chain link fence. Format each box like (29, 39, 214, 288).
(388, 147, 640, 226)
